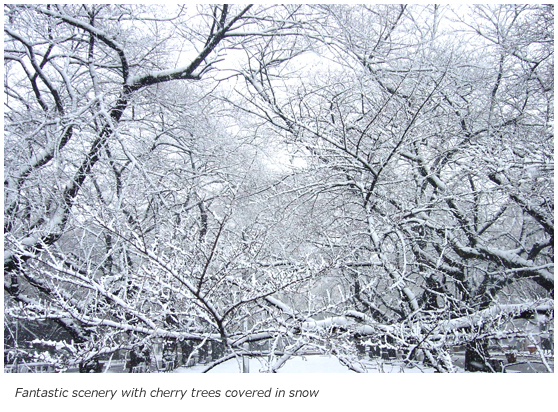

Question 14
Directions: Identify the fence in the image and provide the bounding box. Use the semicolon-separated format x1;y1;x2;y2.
4;362;55;373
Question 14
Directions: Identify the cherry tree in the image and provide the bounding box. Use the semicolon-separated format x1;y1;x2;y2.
4;4;553;373
4;3;317;371
231;4;553;372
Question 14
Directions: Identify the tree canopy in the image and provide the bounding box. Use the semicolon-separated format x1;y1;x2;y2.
4;4;553;373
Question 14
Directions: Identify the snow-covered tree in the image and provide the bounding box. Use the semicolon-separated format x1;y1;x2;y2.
4;3;317;371
232;4;554;372
4;4;553;373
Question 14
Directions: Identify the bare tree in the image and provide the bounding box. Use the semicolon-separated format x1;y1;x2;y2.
4;4;316;371
232;4;553;372
4;4;553;373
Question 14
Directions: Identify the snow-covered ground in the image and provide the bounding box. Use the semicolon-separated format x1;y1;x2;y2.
174;355;438;373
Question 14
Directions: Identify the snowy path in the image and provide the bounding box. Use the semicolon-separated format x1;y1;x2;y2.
174;355;438;373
